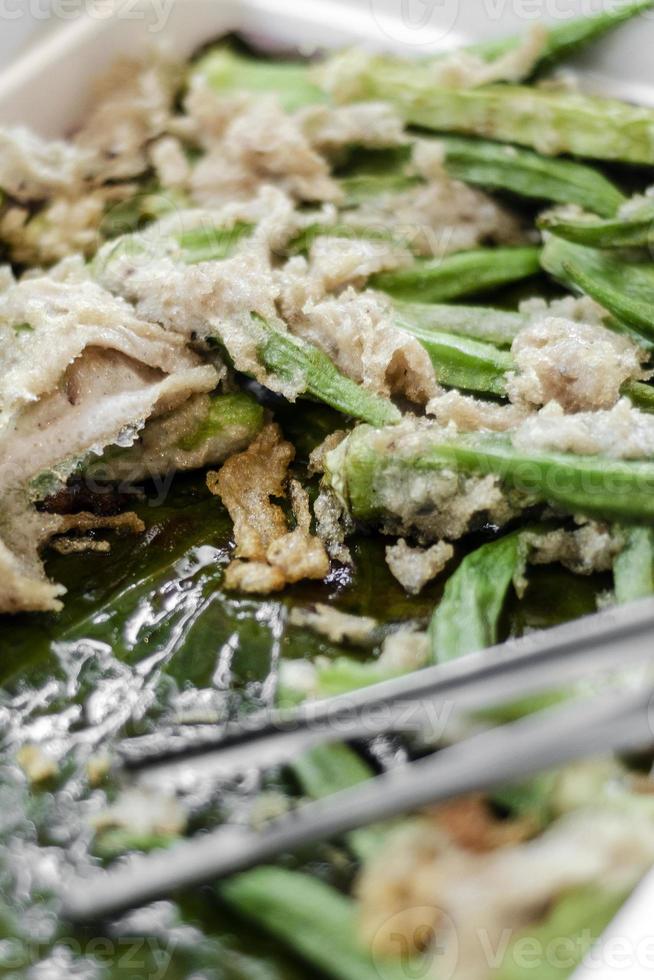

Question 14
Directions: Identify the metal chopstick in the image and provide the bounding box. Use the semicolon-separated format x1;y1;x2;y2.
61;680;654;924
126;597;654;788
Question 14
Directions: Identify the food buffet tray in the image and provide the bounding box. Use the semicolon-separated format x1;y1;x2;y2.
1;1;653;975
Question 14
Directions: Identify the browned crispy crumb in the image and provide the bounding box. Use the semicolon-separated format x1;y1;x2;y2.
356;801;654;976
17;743;58;784
429;794;535;853
207;423;329;593
267;478;330;583
56;511;146;537
288;478;312;532
50;536;111;555
207;423;293;561
223;559;286;594
48;511;145;556
266;528;330;584
627;773;654;795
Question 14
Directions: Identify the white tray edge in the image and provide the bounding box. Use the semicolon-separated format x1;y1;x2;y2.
0;2;652;975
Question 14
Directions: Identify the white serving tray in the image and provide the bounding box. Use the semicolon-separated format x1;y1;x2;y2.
0;0;653;975
1;0;654;134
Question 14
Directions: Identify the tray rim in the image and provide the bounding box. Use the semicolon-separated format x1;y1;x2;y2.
1;0;653;975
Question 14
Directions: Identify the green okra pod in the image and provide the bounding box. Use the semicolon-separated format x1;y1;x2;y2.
177;221;255;263
155;223;647;404
176;392;263;452
539;200;654;248
621;380;654;411
429;531;524;663
286;655;412;699
221;869;412;980
192;46;325;111
90;391;265;484
370;246;541;302
287;232;541;301
395;324;514;396
292;744;385;861
293;743;373;800
196;3;653;115
339;136;624;216
430;517;654;669
329;71;654;165
541;235;654;339
252;315;401;426
604;318;654;352
31;392;264;500
437;136;626;217
391;300;527;347
287;221;400;256
394;308;654;406
469;0;654;75
613;526;654;603
94;221;255;272
338;171;420;207
324;423;654;527
97;232;401;428
335;148;418;206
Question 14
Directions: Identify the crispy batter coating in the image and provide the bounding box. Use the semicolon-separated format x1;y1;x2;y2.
208;424;293;561
357;800;654;978
55;511;146;537
0;265;215;616
345;165;527;259
223;560;286;594
508;316;647;413
429;795;535;854
49;511;146;556
277;243;439;405
298;101;406;155
513;397;654;458
427;390;528;433
522;521;623;579
266;528;330;584
76;50;182;183
0;507;66;614
207;424;329;593
313;488;353;564
289;603;377;646
377;628;429;673
385;538;453;595
184;82;339;206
